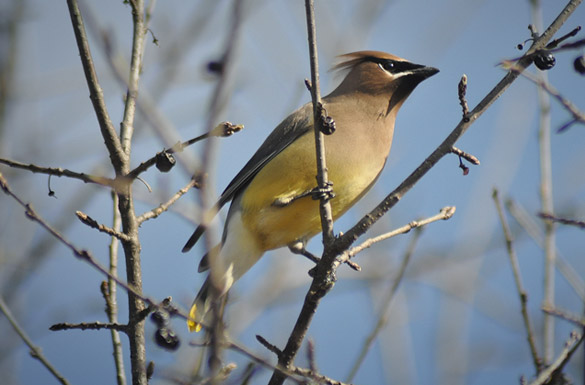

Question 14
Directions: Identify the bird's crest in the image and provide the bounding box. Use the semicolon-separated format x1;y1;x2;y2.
331;50;406;73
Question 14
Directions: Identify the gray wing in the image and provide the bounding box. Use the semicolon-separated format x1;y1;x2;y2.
182;103;313;253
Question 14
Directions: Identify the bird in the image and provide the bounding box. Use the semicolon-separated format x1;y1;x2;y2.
183;50;439;332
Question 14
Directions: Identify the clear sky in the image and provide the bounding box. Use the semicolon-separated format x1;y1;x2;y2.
1;0;585;384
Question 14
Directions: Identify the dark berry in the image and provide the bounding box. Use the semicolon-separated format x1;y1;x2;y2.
154;327;180;351
155;151;176;172
574;56;585;75
534;54;556;70
150;310;168;327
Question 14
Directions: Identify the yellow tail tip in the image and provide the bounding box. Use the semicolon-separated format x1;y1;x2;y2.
187;303;202;333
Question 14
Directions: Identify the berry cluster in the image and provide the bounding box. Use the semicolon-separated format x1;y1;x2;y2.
150;298;181;351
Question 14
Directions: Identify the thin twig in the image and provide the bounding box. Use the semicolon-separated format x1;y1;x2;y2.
337;206;455;265
65;0;125;170
528;331;583;385
529;2;556;365
291;365;354;385
227;340;305;384
346;227;423;382
267;2;335;383
107;192;126;385
0;158;115;187
197;363;238;385
136;179;198;224
538;212;585;229
119;0;147;156
542;305;585;327
76;210;131;241
198;0;245;378
49;321;127;332
256;335;283;358
127;122;243;179
493;189;543;372
506;199;585;301
0;296;71;385
305;0;334;246
449;146;480;165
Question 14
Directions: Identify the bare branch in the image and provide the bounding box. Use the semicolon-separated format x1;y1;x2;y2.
449;146;480;165
528;331;583;385
346;227;423;382
528;4;557;364
0;158;115;187
506;199;585;300
119;0;147;156
0;295;71;385
256;334;283;358
539;212;585;229
337;206;455;265
49;321;127;333
127;122;243;179
493;189;543;372
542;305;585;327
65;0;125;170
291;365;354;385
136;179;199;224
267;2;336;383
76;210;131;242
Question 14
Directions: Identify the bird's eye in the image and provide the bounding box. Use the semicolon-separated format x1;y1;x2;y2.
378;61;395;73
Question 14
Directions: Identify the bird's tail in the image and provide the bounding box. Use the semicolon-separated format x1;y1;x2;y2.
187;278;211;332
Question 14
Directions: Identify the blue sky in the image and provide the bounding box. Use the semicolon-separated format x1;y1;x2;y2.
1;0;585;384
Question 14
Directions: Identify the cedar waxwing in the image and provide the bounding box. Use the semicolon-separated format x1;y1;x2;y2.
183;51;439;332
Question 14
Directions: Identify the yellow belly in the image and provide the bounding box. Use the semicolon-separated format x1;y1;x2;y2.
240;131;385;251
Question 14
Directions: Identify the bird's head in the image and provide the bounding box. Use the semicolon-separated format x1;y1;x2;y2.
330;50;439;114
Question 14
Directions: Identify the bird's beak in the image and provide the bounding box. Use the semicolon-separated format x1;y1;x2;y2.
410;65;440;80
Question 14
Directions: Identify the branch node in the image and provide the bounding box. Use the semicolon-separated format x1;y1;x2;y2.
310;181;335;201
317;102;335;135
450;146;480;175
256;335;282;359
210;121;244;138
458;74;470;121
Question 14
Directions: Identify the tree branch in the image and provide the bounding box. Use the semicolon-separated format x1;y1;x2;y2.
267;1;336;382
0;158;115;187
527;331;583;385
346;227;424;382
76;210;131;242
49;321;127;333
337;206;455;265
493;189;543;373
65;0;126;171
0;295;71;385
120;0;147;156
136;179;199;224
